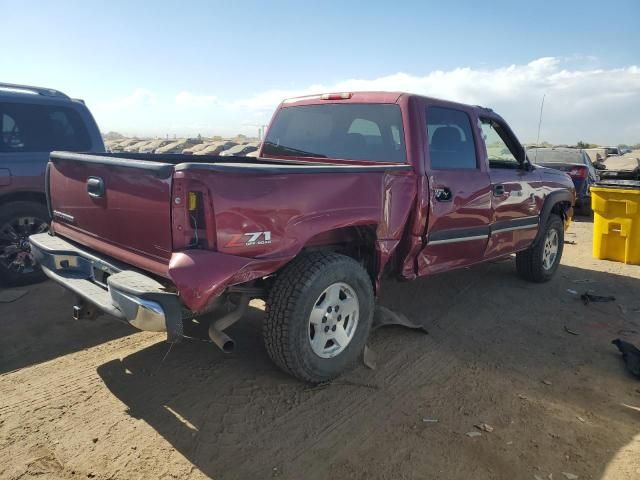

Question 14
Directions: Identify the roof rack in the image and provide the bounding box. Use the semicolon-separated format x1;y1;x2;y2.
0;82;70;99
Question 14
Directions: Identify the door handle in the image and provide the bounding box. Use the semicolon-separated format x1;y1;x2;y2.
87;176;105;198
493;184;505;196
434;187;452;202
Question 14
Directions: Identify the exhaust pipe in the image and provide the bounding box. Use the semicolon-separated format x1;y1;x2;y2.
208;329;235;353
208;295;249;353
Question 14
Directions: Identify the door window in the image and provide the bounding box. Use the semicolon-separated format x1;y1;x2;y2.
479;118;519;169
426;107;477;169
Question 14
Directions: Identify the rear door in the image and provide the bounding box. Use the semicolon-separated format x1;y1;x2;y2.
417;104;492;275
479;118;541;257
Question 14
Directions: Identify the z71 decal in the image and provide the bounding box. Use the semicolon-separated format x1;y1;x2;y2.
225;231;272;247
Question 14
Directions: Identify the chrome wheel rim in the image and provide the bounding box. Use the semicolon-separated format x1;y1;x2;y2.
542;228;559;270
0;216;48;274
308;282;359;359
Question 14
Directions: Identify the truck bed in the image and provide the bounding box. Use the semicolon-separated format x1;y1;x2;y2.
45;151;416;312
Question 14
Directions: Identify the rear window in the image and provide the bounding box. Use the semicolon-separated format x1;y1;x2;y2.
527;149;582;164
262;104;406;162
0;102;92;153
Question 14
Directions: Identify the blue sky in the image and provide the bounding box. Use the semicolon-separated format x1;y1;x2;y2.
2;0;639;143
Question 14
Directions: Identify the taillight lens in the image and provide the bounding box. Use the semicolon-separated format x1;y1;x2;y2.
171;174;215;250
568;166;588;179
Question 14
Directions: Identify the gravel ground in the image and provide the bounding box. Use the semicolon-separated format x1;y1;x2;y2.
1;220;639;480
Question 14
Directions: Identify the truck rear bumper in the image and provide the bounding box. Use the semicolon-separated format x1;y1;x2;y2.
29;233;183;341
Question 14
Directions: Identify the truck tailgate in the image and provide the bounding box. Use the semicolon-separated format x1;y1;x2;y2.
48;152;174;266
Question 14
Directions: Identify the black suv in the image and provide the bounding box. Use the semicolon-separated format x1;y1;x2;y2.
0;83;104;286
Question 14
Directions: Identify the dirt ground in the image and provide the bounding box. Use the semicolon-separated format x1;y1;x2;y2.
1;220;640;480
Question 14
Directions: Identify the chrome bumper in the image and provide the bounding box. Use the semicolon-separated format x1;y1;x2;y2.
29;233;183;341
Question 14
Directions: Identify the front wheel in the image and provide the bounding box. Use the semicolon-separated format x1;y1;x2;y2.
515;214;564;283
263;252;374;383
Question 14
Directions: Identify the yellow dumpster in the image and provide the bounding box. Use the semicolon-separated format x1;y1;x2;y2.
591;182;640;265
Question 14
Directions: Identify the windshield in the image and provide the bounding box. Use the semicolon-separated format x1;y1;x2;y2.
262;104;406;162
527;149;582;164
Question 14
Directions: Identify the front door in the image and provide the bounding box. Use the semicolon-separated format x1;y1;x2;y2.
417;104;492;275
479;117;542;258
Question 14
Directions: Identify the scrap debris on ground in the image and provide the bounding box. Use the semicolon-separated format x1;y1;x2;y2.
612;339;640;378
0;289;28;303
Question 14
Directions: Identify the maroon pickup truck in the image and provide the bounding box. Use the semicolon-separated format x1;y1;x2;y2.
30;92;574;383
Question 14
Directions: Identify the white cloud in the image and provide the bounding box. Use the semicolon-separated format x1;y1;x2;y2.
90;58;640;144
231;57;640;144
96;88;157;112
175;91;218;107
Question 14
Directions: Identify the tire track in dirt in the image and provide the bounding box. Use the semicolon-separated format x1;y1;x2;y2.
228;275;487;479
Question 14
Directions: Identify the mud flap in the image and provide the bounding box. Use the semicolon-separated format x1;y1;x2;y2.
363;305;428;370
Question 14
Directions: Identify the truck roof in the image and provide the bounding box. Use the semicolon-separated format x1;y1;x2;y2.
280;91;495;115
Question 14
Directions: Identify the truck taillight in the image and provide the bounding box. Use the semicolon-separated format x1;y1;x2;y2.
568;166;587;179
321;92;352;100
172;176;216;250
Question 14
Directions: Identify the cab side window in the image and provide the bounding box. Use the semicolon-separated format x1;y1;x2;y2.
479;118;519;169
426;106;477;170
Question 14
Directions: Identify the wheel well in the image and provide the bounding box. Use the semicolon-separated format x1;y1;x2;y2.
299;225;378;284
551;200;572;221
0;191;46;209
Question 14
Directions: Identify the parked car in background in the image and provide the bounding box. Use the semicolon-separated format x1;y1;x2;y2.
219;142;259;157
182;142;213;155
31;91;575;382
194;141;237;156
139;139;172;154
155;138;202;154
605;146;621;157
104;139;126;151
0;82;104;285
527;147;596;215
124;139;153;153
110;138;141;152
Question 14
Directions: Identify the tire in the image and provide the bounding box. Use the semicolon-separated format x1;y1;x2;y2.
0;201;50;287
576;199;593;217
264;252;374;383
515;213;564;283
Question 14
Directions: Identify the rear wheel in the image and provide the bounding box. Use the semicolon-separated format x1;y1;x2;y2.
263;252;374;383
515;214;564;283
0;201;49;286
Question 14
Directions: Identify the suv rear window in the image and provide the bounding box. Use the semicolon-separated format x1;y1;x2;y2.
262;104;406;162
0;102;91;153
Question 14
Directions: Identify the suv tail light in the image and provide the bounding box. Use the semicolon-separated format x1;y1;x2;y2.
172;174;216;250
568;166;588;179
